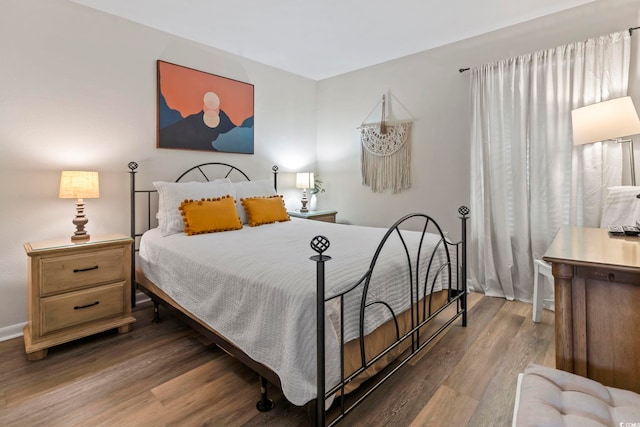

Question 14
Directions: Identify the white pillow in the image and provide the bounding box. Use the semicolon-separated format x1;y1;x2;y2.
232;179;277;224
154;180;236;236
600;186;640;227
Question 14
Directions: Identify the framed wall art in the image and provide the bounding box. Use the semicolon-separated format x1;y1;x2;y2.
156;60;254;154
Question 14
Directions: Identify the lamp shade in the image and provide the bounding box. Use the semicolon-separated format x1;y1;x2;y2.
59;171;100;199
296;172;314;189
571;96;640;145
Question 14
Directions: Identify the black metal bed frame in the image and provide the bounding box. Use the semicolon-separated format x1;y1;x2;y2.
128;161;468;426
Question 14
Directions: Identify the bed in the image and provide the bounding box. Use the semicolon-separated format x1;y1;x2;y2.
128;161;469;425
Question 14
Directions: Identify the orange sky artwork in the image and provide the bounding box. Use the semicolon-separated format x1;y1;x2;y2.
158;61;253;127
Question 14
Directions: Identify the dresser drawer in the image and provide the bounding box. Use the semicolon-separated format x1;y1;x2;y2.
41;282;126;334
40;248;126;295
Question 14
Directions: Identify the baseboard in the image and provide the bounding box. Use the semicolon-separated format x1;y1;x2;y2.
0;293;150;343
0;322;26;343
135;291;151;306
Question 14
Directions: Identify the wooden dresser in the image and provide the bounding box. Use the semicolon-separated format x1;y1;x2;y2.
24;234;135;360
543;227;640;392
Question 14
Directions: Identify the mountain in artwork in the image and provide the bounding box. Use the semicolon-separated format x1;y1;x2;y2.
158;93;183;129
158;93;253;153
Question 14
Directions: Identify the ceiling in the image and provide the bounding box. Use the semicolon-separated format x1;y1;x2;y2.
70;0;594;80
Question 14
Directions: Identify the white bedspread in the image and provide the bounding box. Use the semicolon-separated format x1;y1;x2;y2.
138;218;452;405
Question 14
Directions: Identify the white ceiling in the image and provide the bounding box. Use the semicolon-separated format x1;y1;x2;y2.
70;0;594;80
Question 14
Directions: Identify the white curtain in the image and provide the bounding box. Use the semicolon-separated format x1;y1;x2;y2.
469;31;631;301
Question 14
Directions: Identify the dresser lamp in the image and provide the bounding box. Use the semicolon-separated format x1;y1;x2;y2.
296;172;314;213
571;96;640;185
59;170;100;242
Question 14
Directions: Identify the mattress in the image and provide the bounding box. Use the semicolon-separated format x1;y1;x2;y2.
138;217;453;406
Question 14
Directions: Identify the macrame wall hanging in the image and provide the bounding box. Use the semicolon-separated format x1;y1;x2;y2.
359;94;413;193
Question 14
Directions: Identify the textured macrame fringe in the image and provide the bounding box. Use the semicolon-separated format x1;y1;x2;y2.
360;122;412;193
361;137;411;193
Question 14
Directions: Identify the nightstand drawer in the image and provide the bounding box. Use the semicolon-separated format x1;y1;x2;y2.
308;213;336;222
288;210;337;223
40;248;126;295
41;282;126;334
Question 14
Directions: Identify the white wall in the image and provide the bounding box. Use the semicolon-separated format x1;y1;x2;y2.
0;0;317;335
316;54;471;238
316;0;640;239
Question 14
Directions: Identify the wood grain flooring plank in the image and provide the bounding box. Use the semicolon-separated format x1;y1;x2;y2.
441;304;524;402
408;291;484;367
150;360;259;426
0;305;195;407
468;301;554;426
0;341;218;426
0;295;555;427
79;391;167;427
409;384;478;427
333;294;506;426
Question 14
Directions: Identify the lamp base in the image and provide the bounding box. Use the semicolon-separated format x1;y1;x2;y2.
71;233;90;242
71;199;90;242
300;189;309;213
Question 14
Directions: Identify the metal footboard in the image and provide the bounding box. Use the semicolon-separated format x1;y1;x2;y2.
311;207;469;426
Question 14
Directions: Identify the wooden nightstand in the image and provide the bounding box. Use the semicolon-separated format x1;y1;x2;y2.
23;233;135;360
288;210;337;223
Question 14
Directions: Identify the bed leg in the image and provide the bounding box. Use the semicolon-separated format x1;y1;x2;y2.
152;300;161;323
256;376;274;412
462;290;467;327
458;205;469;328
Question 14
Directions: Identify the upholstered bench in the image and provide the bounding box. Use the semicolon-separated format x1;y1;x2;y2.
513;364;640;426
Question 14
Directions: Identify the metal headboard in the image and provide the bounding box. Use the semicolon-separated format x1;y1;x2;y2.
127;161;279;307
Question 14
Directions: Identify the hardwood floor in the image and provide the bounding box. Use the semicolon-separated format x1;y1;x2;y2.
0;293;555;426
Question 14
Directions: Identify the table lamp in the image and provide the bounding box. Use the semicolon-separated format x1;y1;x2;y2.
59;171;100;242
296;172;314;213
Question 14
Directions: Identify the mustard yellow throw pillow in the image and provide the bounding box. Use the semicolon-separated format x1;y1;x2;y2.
179;196;242;235
241;195;290;227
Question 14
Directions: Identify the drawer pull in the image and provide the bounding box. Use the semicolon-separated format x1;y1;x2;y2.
74;301;100;310
73;265;99;273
